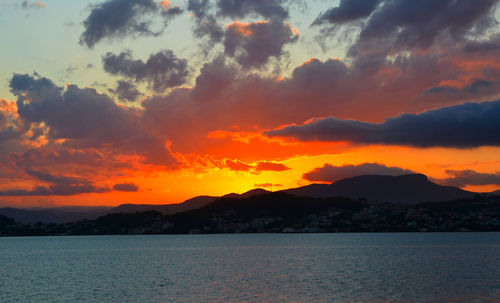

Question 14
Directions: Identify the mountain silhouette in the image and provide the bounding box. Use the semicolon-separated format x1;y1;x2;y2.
0;174;478;224
0;206;113;224
0;196;217;224
489;189;500;196
108;195;217;215
283;174;474;203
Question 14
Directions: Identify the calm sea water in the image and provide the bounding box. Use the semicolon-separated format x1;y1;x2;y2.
0;233;499;303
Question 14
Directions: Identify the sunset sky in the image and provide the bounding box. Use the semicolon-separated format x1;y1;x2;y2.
1;0;500;207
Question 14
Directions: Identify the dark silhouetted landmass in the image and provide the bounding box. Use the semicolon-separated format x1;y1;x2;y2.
0;207;112;225
0;195;217;224
0;189;271;224
108;195;217;215
489;190;500;196
283;174;474;203
1;193;499;236
0;215;15;229
0;174;495;230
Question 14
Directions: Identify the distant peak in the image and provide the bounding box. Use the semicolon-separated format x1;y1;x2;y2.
334;173;429;184
240;188;271;198
399;173;429;181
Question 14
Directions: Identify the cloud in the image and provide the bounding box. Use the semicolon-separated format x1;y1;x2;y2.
113;183;139;192
312;0;381;25
79;0;182;48
187;0;224;45
21;0;45;9
265;99;500;148
0;99;26;145
217;0;289;20
186;0;296;65
303;163;413;183
432;170;500;188
463;35;500;56
7;148;107;169
110;80;141;102
255;161;290;172
102;50;189;92
421;79;500;104
359;0;497;50
223;20;298;68
0;170;109;196
9;73;177;166
225;159;252;171
224;159;289;173
313;0;500;74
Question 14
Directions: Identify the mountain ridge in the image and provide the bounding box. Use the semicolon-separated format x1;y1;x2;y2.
283;174;475;203
0;174;480;223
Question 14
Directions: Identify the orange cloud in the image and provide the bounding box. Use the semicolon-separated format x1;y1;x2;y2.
160;0;171;9
225;159;252;171
256;161;290;172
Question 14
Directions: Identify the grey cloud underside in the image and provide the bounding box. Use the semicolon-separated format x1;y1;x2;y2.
303;163;413;183
113;183;139;192
187;0;295;67
110;80;141;102
0;170;140;196
0;170;109;196
187;0;224;44
423;79;500;103
356;0;498;50
265;100;500;148
313;0;381;25
102;50;189;92
223;20;298;68
9;73;177;166
313;0;500;70
217;0;289;20
79;0;182;48
432;170;500;188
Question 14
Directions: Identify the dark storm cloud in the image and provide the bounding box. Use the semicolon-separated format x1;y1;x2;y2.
0;170;109;196
433;170;500;188
79;0;182;48
217;0;289;20
223;20;298;68
102;50;189;92
110;80;141;102
312;0;381;25
113;183;139;192
265;100;500;148
9;73;177;166
303;163;413;183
